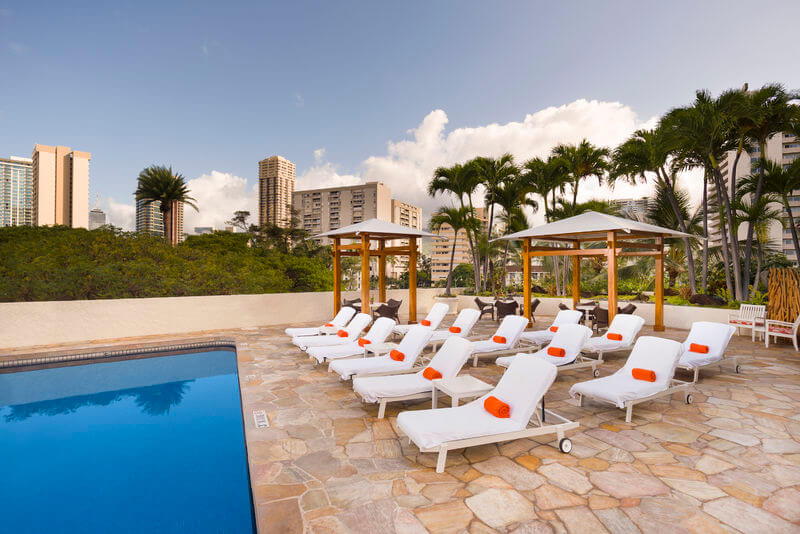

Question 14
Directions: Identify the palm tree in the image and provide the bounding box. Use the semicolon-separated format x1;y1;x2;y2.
473;154;518;290
519;156;569;220
428;206;479;297
552;139;610;207
734;184;782;292
737;84;799;298
609;127;701;294
135;165;198;244
744;159;800;261
428;162;482;288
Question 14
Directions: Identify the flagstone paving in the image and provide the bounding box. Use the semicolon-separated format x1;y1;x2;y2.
5;315;800;533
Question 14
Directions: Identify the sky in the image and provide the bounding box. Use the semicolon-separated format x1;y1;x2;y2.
1;1;799;231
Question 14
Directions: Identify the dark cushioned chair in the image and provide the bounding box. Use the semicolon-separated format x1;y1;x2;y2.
495;300;519;321
592;306;609;332
475;297;495;321
618;303;637;315
519;298;541;322
374;299;401;321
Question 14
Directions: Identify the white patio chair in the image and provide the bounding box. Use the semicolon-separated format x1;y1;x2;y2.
496;323;597;376
728;304;766;342
569;336;692;423
518;310;582;348
328;325;434;380
393;302;449;337
470;315;530;367
397;356;578;473
307;317;396;364
353;337;472;418
580;314;645;361
677;322;738;382
284;306;356;338
765;314;800;352
292;313;371;350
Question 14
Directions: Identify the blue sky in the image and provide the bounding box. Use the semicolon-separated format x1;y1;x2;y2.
1;1;799;229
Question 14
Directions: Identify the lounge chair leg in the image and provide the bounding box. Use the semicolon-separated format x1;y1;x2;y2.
693;368;699;383
473;354;478;367
625;405;633;423
436;447;448;473
378;401;386;419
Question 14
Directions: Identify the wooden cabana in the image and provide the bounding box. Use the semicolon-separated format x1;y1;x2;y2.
314;219;439;323
495;211;695;331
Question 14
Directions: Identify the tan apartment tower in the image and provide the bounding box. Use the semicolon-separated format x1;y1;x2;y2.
431;207;488;282
0;156;34;227
31;145;91;228
258;155;296;228
136;199;185;244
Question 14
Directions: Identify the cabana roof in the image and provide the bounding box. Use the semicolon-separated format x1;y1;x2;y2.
494;211;695;242
314;218;438;240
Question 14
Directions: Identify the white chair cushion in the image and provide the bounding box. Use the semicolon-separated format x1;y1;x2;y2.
471;315;528;354
498;324;591;367
329;325;434;379
583;314;644;352
678;322;736;368
518;309;582;346
285;306;355;337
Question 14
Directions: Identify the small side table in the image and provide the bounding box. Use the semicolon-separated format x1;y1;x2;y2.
365;342;398;356
319;326;339;335
432;375;493;408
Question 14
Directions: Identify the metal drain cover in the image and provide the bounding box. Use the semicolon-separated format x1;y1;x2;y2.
253;410;269;428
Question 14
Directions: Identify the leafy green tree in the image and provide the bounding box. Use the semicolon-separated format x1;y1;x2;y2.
552;139;610;207
429;206;480;296
134;165;198;244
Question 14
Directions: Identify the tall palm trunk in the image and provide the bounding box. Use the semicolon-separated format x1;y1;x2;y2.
701;173;709;292
715;186;734;297
742;143;768;300
463;196;481;292
445;235;457;297
485;201;496;293
161;205;172;244
554;256;561;295
783;195;800;260
658;170;697;294
711;165;743;300
754;238;763;293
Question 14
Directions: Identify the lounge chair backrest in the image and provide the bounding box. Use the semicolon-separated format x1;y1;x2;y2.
552;309;582;327
450;308;480;336
493;315;529;346
682;322;735;360
395;325;435;365
605;314;645;344
344;313;372;337
619;336;682;389
423;303;450;330
489;355;558;426
331;306;357;327
546;323;592;359
420;337;472;378
363;317;396;344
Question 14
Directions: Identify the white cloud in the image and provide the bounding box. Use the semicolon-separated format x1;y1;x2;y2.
297;161;361;191
313;147;326;163
107;198;135;230
298;99;688;224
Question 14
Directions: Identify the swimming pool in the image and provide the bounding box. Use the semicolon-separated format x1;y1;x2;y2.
0;349;256;533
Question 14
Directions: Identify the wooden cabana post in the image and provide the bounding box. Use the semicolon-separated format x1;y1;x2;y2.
315;219;438;325
495;211;694;333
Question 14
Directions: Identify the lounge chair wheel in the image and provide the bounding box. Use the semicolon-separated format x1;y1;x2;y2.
735;364;741;374
593;369;600;378
558;438;572;454
685;393;693;405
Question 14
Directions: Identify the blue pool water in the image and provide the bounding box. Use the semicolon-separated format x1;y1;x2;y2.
0;350;255;534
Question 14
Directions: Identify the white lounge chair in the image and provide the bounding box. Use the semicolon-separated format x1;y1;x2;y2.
353;337;473;418
496;323;597;375
569;336;692;423
328;325;434;380
397;356;578;473
518;309;583;347
765;314;800;352
393;302;449;337
581;314;645;360
676;322;738;382
728;303;766;341
292;313;372;350
426;308;481;351
284;306;356;338
307;317;396;364
470;315;529;367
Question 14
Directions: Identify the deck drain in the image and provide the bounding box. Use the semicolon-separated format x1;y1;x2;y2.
253;410;270;428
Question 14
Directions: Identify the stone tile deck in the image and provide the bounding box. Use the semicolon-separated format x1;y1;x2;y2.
4;316;800;533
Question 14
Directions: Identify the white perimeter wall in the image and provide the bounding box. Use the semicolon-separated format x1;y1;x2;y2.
0;291;732;351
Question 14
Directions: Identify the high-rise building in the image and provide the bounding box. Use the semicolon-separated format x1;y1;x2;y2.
31;145;90;228
88;208;106;229
713;132;800;263
0;156;33;227
136;199;184;243
431;207;489;282
258;155;295;228
613;198;650;220
292;181;393;238
388;198;423;277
